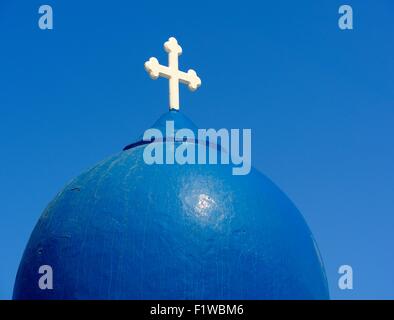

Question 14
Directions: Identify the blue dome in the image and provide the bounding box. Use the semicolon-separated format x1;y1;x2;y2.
13;111;329;299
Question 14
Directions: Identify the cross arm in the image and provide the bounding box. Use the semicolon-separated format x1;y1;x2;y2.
144;57;172;80
178;69;201;91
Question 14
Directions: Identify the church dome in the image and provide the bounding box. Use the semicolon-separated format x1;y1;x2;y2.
13;110;329;299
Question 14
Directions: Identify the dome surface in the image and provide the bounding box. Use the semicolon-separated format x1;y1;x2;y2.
13;111;329;299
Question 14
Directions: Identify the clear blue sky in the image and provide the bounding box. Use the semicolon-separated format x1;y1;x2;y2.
1;1;393;299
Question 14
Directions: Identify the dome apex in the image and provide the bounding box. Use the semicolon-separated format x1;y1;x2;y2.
123;110;198;151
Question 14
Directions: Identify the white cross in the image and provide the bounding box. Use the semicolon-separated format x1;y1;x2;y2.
144;37;201;110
